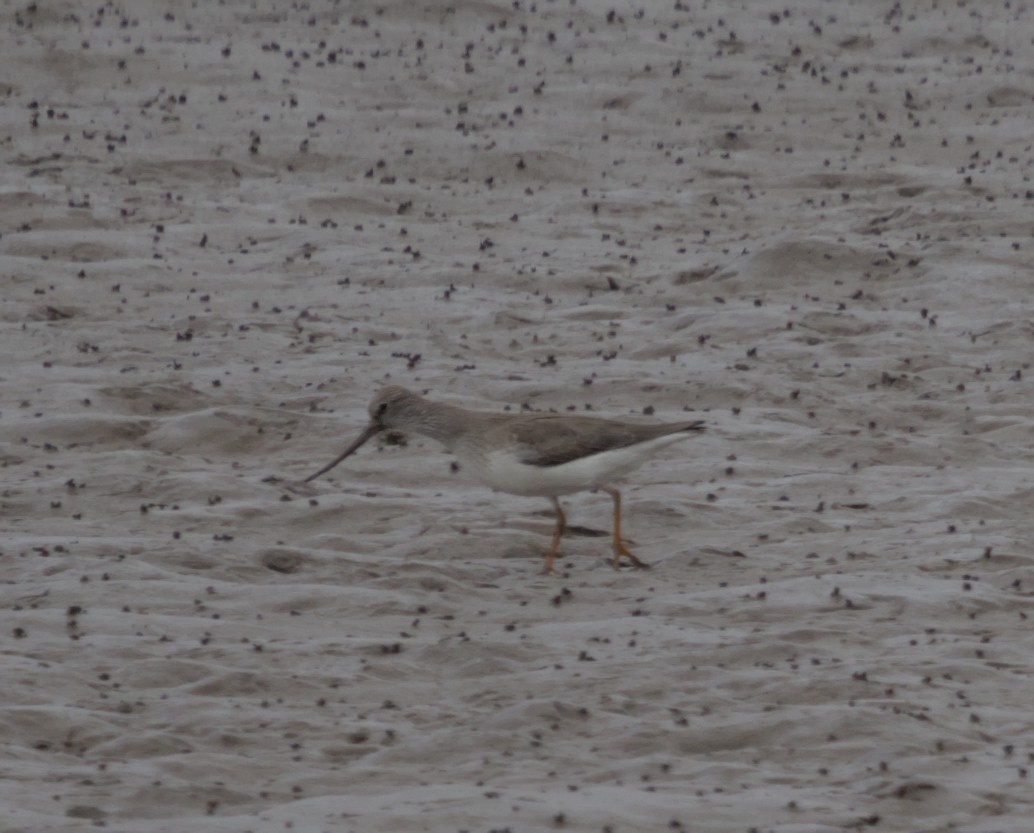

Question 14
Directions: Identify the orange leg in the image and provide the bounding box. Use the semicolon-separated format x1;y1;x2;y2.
602;487;649;570
541;497;566;575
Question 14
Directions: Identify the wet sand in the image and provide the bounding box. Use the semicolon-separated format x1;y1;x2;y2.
3;1;1034;831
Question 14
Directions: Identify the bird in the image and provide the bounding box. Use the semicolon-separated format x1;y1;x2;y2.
304;386;706;574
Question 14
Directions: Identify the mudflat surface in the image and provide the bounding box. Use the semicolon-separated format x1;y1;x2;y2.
3;2;1033;831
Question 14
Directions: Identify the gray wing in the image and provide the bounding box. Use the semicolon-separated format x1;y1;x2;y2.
501;415;705;468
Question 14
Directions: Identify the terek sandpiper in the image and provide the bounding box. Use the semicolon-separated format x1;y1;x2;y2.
305;386;705;574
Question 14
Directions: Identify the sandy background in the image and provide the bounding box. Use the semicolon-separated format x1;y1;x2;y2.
3;1;1034;831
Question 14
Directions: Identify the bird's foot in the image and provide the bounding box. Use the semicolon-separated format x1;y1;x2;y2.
614;542;650;570
541;549;563;575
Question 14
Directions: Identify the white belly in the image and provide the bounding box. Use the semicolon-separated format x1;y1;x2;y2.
466;433;695;497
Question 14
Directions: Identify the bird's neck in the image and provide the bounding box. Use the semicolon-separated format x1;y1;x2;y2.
401;401;495;450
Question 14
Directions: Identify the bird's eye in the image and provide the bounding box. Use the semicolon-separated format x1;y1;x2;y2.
378;402;388;415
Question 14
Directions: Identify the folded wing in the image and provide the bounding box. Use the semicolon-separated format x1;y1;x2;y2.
504;416;705;468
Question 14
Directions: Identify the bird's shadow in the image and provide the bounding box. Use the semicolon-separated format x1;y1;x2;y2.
564;524;609;539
